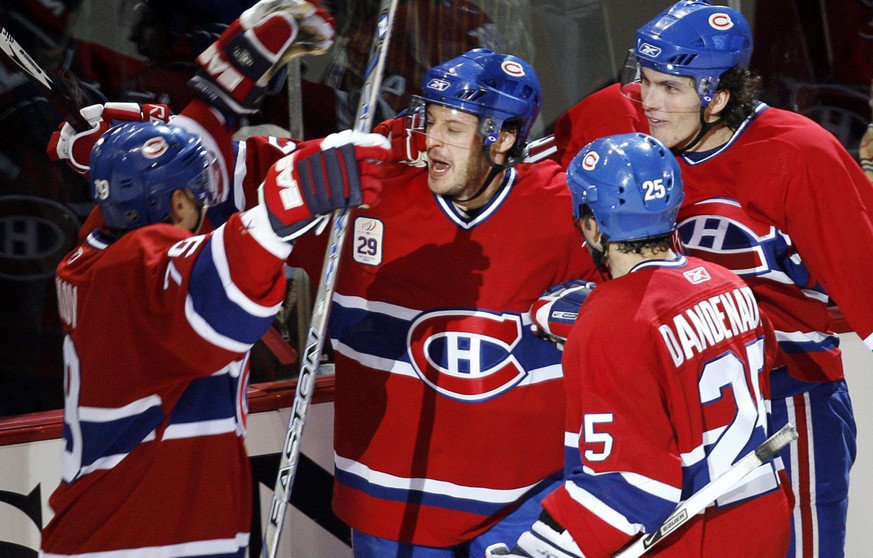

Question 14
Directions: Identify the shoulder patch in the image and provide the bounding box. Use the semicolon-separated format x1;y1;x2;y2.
352;216;384;266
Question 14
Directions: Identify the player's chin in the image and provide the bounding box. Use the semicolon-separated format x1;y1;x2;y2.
426;174;456;196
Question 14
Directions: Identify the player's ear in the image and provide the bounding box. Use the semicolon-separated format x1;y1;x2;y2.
707;89;731;119
582;215;603;249
169;188;196;226
496;128;517;154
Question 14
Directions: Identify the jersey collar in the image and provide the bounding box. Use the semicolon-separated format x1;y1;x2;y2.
680;101;768;165
435;167;518;229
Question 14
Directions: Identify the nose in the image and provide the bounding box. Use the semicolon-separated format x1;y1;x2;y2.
424;130;443;149
640;86;660;111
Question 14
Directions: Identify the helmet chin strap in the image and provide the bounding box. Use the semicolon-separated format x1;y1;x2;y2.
675;106;722;153
452;144;520;204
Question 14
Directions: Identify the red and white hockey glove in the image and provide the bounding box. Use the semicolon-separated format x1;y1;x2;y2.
373;116;428;167
47;102;171;174
260;130;390;241
530;279;596;350
189;0;336;116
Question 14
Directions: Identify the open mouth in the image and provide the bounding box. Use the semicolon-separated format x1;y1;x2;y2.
428;156;451;177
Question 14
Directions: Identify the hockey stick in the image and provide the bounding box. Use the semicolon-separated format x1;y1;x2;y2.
260;1;400;556
0;26;91;131
613;422;798;558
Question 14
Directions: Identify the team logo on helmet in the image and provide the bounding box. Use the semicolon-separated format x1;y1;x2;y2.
426;78;451;91
708;12;734;30
638;42;662;58
582;151;600;171
500;60;525;77
142;136;169;159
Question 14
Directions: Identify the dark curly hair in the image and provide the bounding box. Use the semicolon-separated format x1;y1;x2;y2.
578;205;675;254
715;67;763;130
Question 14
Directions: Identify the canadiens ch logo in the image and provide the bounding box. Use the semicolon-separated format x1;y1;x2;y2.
677;199;797;282
501;60;525;77
708;13;734;30
407;310;527;401
142;136;169;159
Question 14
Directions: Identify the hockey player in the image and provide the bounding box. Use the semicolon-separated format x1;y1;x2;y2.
287;48;598;557
488;132;792;558
549;2;873;556
49;45;597;557
38;1;394;556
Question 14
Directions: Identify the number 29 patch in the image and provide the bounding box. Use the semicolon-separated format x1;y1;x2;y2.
353;216;384;266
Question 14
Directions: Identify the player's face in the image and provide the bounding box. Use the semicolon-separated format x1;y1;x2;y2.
638;67;703;149
423;105;492;198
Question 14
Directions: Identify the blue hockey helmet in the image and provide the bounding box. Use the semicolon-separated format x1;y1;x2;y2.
90;121;219;230
410;48;542;159
567;133;684;242
633;0;753;105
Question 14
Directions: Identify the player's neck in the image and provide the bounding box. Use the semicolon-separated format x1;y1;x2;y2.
453;169;507;212
687;122;733;153
608;246;676;278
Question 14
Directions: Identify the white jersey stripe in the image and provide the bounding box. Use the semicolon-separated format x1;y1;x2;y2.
332;340;561;385
563;481;643;536
210;224;284;316
78;395;162;422
185;296;251;353
335;454;538;504
39;532;250;558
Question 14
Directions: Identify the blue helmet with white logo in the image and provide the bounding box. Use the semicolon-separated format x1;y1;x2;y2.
634;0;753;104
90;121;218;230
567;133;684;242
412;48;542;159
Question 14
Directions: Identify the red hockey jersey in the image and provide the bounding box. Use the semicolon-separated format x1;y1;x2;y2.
41;210;291;557
553;85;873;384
288;160;597;546
543;255;791;558
129;105;599;547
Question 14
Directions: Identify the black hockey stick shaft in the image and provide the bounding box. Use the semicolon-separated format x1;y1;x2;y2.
0;26;91;131
614;422;798;558
261;1;400;556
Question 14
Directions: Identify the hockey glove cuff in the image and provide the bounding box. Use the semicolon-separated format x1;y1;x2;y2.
374;116;427;167
48;102;171;174
189;0;335;116
259;130;390;242
530;279;596;350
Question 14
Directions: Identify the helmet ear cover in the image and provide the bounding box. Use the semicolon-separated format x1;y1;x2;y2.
90;121;219;231
631;0;752;105
411;48;542;161
567;133;684;243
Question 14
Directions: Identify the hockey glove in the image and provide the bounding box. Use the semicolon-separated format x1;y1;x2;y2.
259;129;390;241
373;116;428;167
189;0;336;116
486;514;586;558
47;102;171;174
530;279;596;350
